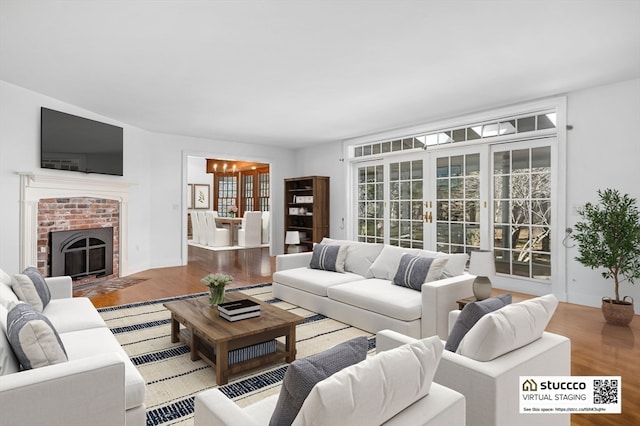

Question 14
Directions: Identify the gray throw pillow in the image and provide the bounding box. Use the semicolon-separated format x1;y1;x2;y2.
309;244;347;273
393;254;434;291
6;302;68;369
445;293;512;352
11;267;51;312
269;336;368;426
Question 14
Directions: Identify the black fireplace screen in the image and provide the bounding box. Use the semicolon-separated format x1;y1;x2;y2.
50;227;114;278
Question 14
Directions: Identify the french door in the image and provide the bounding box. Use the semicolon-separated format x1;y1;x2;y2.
356;148;487;252
429;148;489;255
354;138;554;282
355;155;429;248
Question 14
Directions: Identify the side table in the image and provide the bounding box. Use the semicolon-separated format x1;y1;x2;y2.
455;296;477;310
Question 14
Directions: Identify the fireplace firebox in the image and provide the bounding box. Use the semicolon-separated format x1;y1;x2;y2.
50;227;114;279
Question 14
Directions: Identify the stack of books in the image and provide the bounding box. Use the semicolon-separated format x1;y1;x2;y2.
217;299;261;322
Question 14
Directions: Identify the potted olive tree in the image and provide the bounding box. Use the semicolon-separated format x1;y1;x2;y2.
573;189;640;326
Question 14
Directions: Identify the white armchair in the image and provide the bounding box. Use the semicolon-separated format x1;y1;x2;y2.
205;211;230;247
377;296;571;426
238;211;262;247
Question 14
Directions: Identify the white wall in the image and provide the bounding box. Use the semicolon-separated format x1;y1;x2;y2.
565;78;640;313
187;156;211;205
293;140;348;240
0;81;296;276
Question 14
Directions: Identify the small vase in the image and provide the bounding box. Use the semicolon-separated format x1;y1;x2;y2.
209;286;226;306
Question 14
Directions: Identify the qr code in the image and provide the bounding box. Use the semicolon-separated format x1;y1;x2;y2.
594;379;619;404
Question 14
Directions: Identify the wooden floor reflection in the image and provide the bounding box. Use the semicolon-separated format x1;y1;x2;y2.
90;246;274;308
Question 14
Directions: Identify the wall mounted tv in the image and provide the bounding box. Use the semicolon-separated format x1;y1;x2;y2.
41;107;124;176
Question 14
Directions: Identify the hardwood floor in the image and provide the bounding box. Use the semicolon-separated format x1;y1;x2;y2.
89;246;639;426
90;246;275;307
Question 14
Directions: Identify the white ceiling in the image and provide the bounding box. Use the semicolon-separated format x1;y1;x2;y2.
1;1;639;148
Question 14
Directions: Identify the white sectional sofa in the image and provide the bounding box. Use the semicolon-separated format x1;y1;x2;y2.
0;268;145;426
195;335;465;426
273;238;476;339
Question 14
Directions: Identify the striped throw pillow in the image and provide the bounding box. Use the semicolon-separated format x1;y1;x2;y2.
393;254;436;291
309;244;347;273
6;302;68;369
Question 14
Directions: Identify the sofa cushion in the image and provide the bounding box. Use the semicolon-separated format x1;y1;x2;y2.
43;297;108;333
309;244;347;273
273;267;364;297
0;268;11;286
270;336;368;426
327;279;422;322
0;303;20;374
6;302;68;369
294;335;443;426
368;245;424;281
445;293;512;352
437;252;469;278
0;281;19;309
457;294;558;361
11;267;51;312
59;327;146;409
321;238;384;278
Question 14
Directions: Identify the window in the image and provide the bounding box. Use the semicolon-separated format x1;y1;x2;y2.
242;174;254;212
435;153;481;255
356;164;384;243
493;146;551;280
352;112;557;158
258;171;270;211
217;176;237;217
389;160;423;248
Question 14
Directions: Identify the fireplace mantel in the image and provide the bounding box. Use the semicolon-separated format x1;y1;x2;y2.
18;172;133;275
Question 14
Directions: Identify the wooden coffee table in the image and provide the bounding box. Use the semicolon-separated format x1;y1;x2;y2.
164;291;304;385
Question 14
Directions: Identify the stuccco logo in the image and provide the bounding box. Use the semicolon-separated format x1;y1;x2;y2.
541;381;586;390
522;378;587;391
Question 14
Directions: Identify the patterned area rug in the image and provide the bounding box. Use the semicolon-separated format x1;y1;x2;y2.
73;276;147;298
98;284;375;426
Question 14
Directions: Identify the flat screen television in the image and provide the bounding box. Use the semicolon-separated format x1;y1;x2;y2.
41;107;124;176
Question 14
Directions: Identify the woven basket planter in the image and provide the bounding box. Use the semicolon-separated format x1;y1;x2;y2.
601;296;635;326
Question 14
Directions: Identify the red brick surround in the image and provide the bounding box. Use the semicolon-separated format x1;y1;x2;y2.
37;197;119;281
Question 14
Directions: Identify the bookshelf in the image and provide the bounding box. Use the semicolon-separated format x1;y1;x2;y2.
284;176;330;252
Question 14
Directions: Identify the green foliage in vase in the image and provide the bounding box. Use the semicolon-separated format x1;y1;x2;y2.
574;189;640;302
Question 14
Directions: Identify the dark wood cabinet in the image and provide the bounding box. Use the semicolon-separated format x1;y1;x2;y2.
284;176;330;252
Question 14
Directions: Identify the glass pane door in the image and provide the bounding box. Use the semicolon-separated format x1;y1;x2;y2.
432;150;485;255
351;137;556;286
356;163;385;243
493;143;552;280
389;159;424;248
